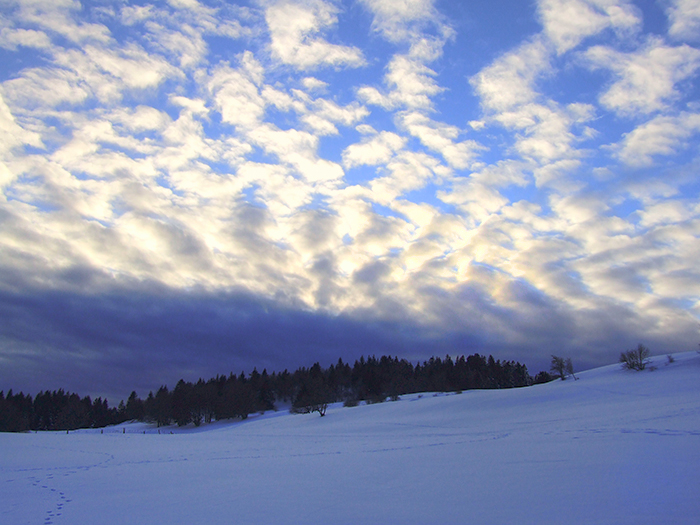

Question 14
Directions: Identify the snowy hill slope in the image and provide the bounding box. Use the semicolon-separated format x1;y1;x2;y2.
2;352;699;524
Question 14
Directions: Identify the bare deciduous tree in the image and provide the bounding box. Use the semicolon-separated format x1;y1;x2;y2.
620;344;651;371
550;355;566;380
565;357;577;380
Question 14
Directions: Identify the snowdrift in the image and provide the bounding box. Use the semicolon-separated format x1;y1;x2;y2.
2;352;699;524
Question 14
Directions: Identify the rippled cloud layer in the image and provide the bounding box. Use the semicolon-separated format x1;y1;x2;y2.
1;0;698;399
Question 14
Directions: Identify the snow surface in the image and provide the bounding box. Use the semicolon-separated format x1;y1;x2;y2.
2;352;699;524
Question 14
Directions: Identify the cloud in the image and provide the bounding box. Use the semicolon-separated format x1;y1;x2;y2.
235;161;316;216
5;40;179;108
5;0;111;44
6;283;638;400
667;0;700;42
264;0;364;70
358;53;444;111
615;112;700;166
247;124;344;185
120;0;248;68
146;22;208;69
355;0;452;114
1;0;699;399
503;103;595;168
0;286;425;398
468;3;626;203
2;67;90;109
360;0;450;43
637;199;698;228
0;23;51;50
79;44;178;91
471;38;551;113
111;105;173;133
537;0;640;54
565;215;700;313
169;96;208;116
397;112;482;170
208;53;266;129
120;4;155;25
0;92;43;160
342;131;406;168
584;37;700;115
117;213;212;273
449;181;509;225
471;36;595;183
369;150;447;205
299;98;369;136
470;15;700;204
301;76;328;91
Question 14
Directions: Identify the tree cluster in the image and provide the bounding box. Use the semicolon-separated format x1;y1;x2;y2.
550;355;577;381
0;389;121;432
1;353;532;431
620;344;651;371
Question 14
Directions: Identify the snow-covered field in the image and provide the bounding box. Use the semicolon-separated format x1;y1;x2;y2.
2;352;699;524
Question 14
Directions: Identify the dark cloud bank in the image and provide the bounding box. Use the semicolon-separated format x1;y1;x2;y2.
2;279;693;404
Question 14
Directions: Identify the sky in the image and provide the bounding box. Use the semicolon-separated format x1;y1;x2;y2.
1;0;699;401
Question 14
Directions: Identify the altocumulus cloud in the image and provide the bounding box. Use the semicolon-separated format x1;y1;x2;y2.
0;0;699;401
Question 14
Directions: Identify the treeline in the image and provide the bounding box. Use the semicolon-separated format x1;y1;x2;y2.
1;354;535;432
0;390;120;432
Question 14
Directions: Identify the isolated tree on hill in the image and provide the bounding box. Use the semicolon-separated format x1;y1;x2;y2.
620;344;651;371
550;355;577;381
550;355;566;380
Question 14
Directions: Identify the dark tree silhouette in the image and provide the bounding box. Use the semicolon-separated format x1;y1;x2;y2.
291;363;332;416
620;344;651;371
550;355;566;380
125;391;145;421
1;352;534;431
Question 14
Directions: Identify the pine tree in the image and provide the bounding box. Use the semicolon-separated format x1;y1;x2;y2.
125;391;145;421
153;386;172;427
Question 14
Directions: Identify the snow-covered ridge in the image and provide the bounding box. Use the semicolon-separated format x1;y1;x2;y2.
2;352;699;524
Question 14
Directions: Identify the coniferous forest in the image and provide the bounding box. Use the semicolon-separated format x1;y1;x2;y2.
0;354;547;432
